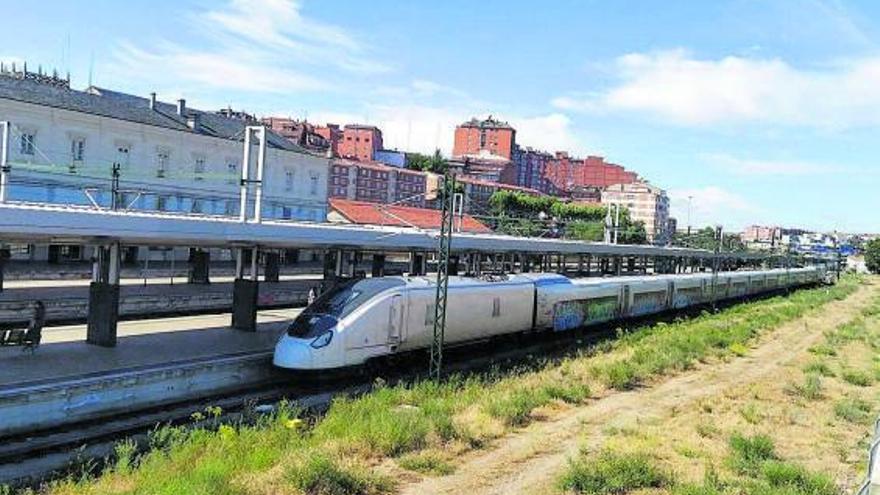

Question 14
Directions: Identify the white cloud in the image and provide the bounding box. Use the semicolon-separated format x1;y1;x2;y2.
701;153;831;176
109;0;387;95
668;186;762;230
553;49;880;129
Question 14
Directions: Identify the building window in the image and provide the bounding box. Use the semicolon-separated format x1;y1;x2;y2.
479;130;486;148
115;143;131;170
191;198;204;214
156;149;170;178
285;168;295;191
19;133;35;155
282;206;292;219
310;173;319;196
70;138;85;162
224;200;236;216
193;156;206;180
226;160;238;184
156;195;168;211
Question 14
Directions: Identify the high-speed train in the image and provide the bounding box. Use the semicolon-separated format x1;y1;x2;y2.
273;266;826;372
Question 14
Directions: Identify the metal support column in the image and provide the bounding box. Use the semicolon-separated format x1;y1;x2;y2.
0;121;9;203
429;174;455;381
232;247;259;331
188;249;210;284
264;251;280;283
87;243;121;347
371;254;386;277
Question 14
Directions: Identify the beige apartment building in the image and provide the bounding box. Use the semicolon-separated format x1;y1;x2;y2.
601;181;670;244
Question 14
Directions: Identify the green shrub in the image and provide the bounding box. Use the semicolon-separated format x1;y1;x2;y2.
728;433;777;475
834;397;872;424
559;451;670;494
841;369;873;387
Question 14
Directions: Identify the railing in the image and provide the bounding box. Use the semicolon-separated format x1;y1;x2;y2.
856;416;880;495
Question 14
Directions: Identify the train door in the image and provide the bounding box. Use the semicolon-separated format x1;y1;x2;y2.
388;294;405;349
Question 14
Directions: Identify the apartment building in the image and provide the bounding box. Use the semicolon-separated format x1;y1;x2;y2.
602;181;670;244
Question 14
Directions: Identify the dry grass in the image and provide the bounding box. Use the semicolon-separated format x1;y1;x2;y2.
559;285;880;494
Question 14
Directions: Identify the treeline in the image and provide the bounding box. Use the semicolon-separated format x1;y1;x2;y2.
487;190;648;244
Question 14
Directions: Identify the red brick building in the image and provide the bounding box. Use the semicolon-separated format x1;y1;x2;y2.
328;159;434;207
314;124;342;157
542;153;638;192
453;116;516;160
336;124;383;161
262;117;332;153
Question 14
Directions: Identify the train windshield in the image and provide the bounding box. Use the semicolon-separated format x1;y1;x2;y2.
287;277;405;338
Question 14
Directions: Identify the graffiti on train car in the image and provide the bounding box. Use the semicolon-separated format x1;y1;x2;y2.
553;297;618;331
631;291;668;315
673;287;702;308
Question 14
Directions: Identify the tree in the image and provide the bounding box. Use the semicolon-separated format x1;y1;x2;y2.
406;149;447;174
866;238;880;274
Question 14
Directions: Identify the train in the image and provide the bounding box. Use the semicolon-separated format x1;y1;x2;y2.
273;266;827;372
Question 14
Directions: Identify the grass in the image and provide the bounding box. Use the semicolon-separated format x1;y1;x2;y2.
833;397;873;424
785;374;824;401
397;451;454;476
558;450;670;494
803;361;834;377
728;433;777;475
840;369;873;387
34;276;861;495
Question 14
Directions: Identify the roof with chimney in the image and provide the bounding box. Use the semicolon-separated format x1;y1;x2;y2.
329;198;492;233
0;70;313;154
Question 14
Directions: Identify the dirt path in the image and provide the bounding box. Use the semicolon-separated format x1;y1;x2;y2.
399;281;878;495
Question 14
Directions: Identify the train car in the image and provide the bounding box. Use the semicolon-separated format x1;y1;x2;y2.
273;267;825;372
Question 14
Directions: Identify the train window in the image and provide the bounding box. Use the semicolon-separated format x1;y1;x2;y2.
492;297;501;317
288;277;405;338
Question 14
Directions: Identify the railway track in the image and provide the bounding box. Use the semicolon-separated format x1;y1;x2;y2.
0;290;794;489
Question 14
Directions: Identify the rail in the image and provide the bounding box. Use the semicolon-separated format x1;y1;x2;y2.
856;416;880;495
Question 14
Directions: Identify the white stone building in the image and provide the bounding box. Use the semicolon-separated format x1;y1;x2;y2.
601;181;670;244
0;69;330;262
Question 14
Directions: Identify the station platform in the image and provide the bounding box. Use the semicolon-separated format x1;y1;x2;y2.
0;279;318;324
0;308;301;390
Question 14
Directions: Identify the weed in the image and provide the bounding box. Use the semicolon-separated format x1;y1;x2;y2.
559;450;670;494
740;403;763;425
834;397;872;424
760;460;838;495
696;422;720;438
728;342;749;357
808;344;837;357
285;452;393;495
113;438;138;474
397;451;454;476
786;375;823;401
803;361;834;377
841;369;873;387
728;433;777;475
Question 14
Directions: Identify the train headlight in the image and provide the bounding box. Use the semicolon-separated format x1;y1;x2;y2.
310;330;334;349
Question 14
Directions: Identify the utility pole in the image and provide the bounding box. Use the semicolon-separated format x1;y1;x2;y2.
712;225;723;310
429;173;456;382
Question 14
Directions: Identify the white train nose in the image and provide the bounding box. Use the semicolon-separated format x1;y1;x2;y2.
273;336;315;369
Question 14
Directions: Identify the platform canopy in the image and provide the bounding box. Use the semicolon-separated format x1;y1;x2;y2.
0;203;760;260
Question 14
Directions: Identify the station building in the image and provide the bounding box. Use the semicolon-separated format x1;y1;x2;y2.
0;67;330;263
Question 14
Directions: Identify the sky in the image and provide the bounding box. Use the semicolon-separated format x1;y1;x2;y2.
2;0;879;233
